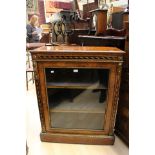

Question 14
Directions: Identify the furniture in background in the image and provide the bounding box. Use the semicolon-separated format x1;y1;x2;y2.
26;60;34;91
115;11;129;145
76;8;126;50
26;43;45;90
40;24;52;33
26;49;34;91
40;24;52;43
26;142;28;155
30;45;125;145
78;34;125;50
112;9;129;30
89;8;108;35
77;26;126;50
111;4;129;30
83;1;98;19
112;11;123;30
51;10;89;44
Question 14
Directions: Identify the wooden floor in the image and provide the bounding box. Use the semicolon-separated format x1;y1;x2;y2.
26;81;129;155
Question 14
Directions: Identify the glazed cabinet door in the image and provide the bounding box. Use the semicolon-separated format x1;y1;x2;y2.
45;68;109;130
37;61;118;137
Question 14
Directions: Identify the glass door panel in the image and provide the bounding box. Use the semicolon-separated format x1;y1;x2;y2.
45;68;109;130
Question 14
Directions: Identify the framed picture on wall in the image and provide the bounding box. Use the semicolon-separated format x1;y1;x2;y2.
26;0;39;14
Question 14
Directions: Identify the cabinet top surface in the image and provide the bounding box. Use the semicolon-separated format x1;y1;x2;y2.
30;45;124;54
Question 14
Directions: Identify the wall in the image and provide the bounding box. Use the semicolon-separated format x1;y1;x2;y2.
38;0;46;24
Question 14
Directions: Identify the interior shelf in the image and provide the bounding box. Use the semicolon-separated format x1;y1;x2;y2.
50;109;105;114
46;81;107;89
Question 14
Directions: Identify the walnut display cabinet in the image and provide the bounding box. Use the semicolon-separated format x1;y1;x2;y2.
30;45;125;145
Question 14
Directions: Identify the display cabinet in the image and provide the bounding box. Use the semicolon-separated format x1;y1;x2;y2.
30;45;124;145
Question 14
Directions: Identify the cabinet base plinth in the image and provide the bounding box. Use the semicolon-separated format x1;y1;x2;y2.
40;132;115;145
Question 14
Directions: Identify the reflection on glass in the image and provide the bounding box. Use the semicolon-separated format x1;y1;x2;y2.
45;68;109;130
